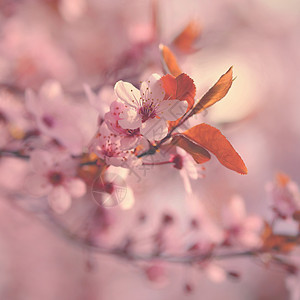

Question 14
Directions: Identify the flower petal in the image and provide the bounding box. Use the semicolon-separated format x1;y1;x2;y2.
140;73;165;105
66;178;86;198
157;100;188;121
140;118;168;141
48;186;72;214
114;81;140;108
25;173;52;196
118;109;142;129
120;136;140;150
30;150;53;173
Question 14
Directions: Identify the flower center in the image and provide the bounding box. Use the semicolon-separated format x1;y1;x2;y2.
139;103;157;122
48;171;64;186
42;115;54;128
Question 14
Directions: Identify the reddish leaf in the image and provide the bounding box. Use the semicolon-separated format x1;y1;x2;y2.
262;223;298;253
172;21;202;53
192;67;233;115
161;73;195;109
159;44;182;77
172;134;211;164
181;123;247;174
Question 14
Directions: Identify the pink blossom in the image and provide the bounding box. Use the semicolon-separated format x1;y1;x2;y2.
89;123;140;168
114;74;188;141
25;150;86;213
84;84;115;123
25;80;98;155
266;173;300;219
144;262;169;287
105;100;142;150
171;148;204;195
222;195;263;248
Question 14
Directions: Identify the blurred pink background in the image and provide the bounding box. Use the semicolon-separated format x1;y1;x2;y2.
1;0;300;299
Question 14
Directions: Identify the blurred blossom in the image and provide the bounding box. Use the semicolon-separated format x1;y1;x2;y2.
266;173;300;219
0;18;76;88
172;148;204;195
222;195;263;248
25;80;98;155
25;149;86;213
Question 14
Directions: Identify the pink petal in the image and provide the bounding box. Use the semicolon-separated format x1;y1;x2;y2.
114;81;140;108
25;173;52;196
48;186;72;214
66;178;86;198
205;264;226;283
140;118;168;141
223;195;246;227
39;80;63;101
30;150;53;173
120;136;140;150
84;84;112;116
157;100;188;121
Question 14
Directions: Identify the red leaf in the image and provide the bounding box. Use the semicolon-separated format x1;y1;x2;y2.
172;134;211;164
181;123;247;174
159;44;182;77
172;21;202;53
192;67;233;115
161;73;195;109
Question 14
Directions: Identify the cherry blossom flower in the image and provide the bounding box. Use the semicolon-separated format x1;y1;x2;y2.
105;100;142;150
25;150;86;213
114;74;188;141
222;195;263;248
25;80;98;155
91;166;135;210
84;84;115;124
89;123;140;168
171;148;204;195
266;173;300;219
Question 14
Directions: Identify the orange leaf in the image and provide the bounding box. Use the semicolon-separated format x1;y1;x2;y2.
181;123;247;174
192;67;233;115
161;73;195;109
172;134;211;164
159;44;182;77
172;21;202;53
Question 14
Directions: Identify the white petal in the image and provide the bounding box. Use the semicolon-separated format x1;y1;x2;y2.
114;81;140;108
66;178;86;198
184;158;198;180
180;170;192;195
140;73;164;104
48;186;72;214
118;109;142;129
40;80;63;100
140;118;168;141
119;186;135;210
205;264;226;283
157;100;188;121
